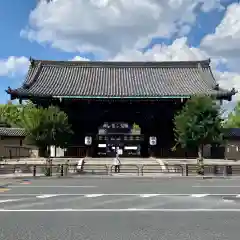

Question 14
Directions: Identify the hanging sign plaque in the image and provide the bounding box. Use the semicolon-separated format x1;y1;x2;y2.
85;136;92;146
149;136;157;146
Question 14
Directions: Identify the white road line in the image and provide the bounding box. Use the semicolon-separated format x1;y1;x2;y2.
10;186;97;188
222;199;235;203
192;186;240;188
85;194;104;198
0;199;21;203
140;194;160;198
191;194;209;198
1;208;240;212
236;195;240;198
0;193;240;196
36;194;58;199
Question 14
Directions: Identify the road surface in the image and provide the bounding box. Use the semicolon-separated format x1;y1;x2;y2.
1;177;240;239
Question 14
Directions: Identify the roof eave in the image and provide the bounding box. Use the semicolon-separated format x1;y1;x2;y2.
6;91;235;101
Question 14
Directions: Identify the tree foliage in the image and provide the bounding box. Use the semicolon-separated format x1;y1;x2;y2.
0;101;35;127
0;102;22;127
0;101;73;155
173;95;223;161
224;101;240;128
20;105;73;152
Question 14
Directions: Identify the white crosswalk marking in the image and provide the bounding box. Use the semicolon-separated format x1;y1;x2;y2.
191;194;209;198
85;194;104;198
36;194;58;199
0;193;240;211
140;194;160;198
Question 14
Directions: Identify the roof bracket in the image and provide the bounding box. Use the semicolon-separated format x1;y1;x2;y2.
7;86;12;93
214;84;219;90
29;57;35;68
231;88;237;94
23;83;30;89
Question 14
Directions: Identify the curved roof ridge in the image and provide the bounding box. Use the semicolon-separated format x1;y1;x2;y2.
197;62;216;88
29;57;211;68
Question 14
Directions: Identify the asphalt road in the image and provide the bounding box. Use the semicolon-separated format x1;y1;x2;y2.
1;177;240;239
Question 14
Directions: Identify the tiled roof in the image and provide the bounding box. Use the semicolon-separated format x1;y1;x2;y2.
0;128;26;137
7;58;236;99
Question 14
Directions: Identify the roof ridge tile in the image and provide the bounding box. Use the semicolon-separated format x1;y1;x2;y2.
30;58;211;68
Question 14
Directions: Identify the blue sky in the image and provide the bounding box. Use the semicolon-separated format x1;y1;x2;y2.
0;0;239;105
0;1;79;102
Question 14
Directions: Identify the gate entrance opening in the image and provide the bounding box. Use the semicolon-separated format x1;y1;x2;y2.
96;122;144;157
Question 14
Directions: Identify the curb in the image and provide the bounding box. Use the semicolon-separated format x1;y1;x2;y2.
0;175;240;180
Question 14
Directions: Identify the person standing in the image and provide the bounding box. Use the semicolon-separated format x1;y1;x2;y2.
76;157;85;173
113;148;121;173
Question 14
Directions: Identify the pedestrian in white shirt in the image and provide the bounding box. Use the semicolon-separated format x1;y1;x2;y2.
77;158;85;173
113;150;121;173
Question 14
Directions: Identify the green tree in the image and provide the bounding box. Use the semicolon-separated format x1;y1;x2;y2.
173;95;223;163
224;101;240;128
0;101;21;127
20;105;73;157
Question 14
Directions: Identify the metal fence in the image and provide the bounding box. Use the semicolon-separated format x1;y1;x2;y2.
110;164;140;175
185;164;239;176
141;164;183;176
0;163;240;177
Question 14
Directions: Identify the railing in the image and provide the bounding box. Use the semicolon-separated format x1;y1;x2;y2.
67;164;109;175
0;163;110;177
110;164;140;175
1;163;240;177
185;164;240;176
141;164;183;176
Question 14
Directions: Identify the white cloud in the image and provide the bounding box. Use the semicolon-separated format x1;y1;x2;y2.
201;3;240;71
72;37;239;102
215;70;240;115
0;56;29;77
112;37;208;61
216;71;240;95
20;0;238;113
21;0;224;57
72;56;90;61
0;55;90;78
199;1;240;113
111;37;240;114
